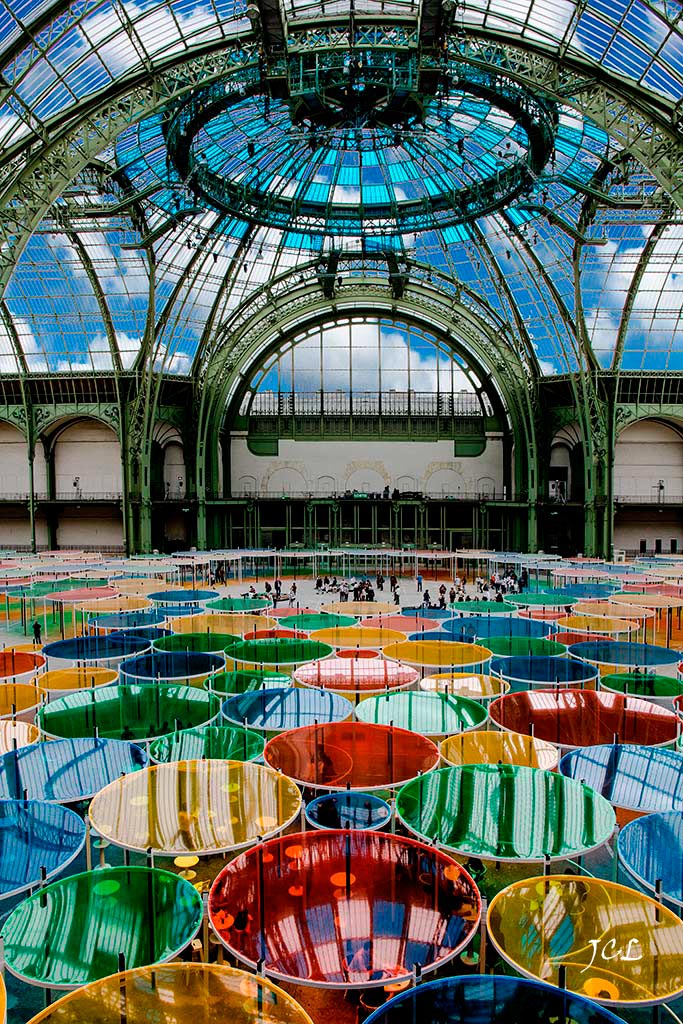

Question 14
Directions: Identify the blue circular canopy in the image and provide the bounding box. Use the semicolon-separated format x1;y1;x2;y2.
618;811;683;907
0;739;147;803
443;616;557;640
0;800;86;900
149;589;218;605
43;634;151;662
364;974;627;1024
490;655;598;685
560;744;683;815
568;640;683;667
119;651;224;682
221;686;353;731
305;791;391;831
90;610;167;631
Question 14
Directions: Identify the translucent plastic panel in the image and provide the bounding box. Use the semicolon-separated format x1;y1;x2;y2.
4;233;111;372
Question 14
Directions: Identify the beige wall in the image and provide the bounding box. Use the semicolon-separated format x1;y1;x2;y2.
53;420;122;496
614;420;683;500
231;436;505;497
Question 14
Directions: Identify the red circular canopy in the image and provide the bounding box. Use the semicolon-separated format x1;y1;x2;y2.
490;688;679;748
294;657;418;693
209;830;480;988
47;586;119;603
264;721;439;789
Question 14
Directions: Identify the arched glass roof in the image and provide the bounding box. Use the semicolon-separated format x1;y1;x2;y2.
0;0;681;383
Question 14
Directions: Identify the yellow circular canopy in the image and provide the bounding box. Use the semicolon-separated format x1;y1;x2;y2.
420;672;507;699
554;614;639;636
89;759;301;855
0;683;44;718
25;963;313;1024
322;601;396;616
77;596;151;614
383;639;491;669
168;613;276;635
309;626;406;648
572;601;656;621
613;593;683;610
440;730;559;771
0;720;40;755
40;667;118;692
488;875;683;1006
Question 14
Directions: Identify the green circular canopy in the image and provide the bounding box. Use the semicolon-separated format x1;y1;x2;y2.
206;597;272;612
153;632;240;654
396;763;615;862
205;669;292;697
485;636;567;658
149;723;265;763
355;691;487;736
601;672;683;700
449;601;515;615
2;866;202;989
286;612;357;632
226;638;333;665
36;684;219;742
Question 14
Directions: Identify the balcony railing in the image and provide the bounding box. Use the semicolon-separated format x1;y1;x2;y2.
615;493;683;505
227;489;511;500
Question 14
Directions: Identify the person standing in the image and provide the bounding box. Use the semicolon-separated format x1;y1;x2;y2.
416;573;423;592
32;620;42;645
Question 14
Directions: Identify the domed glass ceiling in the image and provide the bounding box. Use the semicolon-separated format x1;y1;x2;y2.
0;0;681;383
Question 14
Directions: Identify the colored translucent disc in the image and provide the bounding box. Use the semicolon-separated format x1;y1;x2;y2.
309;627;407;648
42;634;150;664
209;831;480;988
225;638;333;666
0;738;147;802
489;689;679;747
0;800;85;900
89;759;301;854
153;632;240;654
287;612;357;631
3;866;202;989
383;640;491;670
396;764;615;862
568;640;682;669
304;791;391;831
601;672;683;702
559;744;683;814
221;687;353;731
264;721;440;790
24;963;313;1024
555;614;639;636
294;657;418;693
484;637;567;658
440;730;559;771
40;667;118;693
419;672;506;700
205;597;272;612
618;811;683;906
149;590;218;605
355;691;487;736
119;651;225;684
0;720;39;754
36;684;219;742
322;601;396;616
206;668;291;696
360;614;440;632
169;613;277;635
442;617;557;640
363;975;628;1024
487;875;683;1006
489;655;598;688
148;723;265;763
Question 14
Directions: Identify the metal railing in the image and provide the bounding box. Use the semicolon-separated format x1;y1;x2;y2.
615;493;683;504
